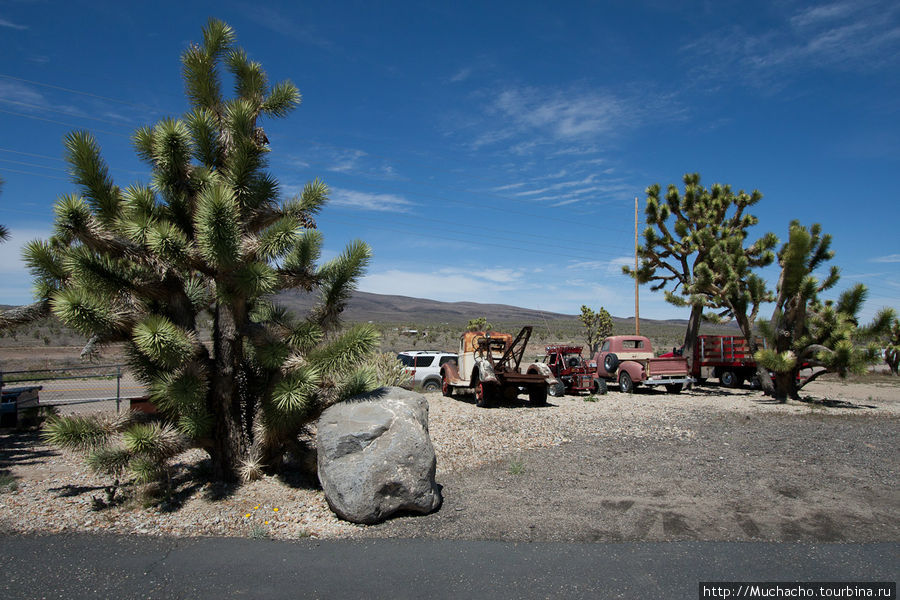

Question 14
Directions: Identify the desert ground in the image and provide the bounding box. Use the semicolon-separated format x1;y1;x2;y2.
2;372;897;543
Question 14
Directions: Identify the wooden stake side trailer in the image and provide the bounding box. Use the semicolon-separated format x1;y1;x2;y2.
680;335;765;388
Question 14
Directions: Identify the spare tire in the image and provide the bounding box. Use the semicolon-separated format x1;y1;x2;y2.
604;353;619;373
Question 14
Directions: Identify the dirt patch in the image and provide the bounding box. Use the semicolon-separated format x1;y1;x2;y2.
354;410;898;542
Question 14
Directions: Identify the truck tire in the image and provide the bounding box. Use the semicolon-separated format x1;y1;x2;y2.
422;379;440;393
548;381;566;397
720;370;738;388
665;383;683;394
604;353;619;373
618;371;634;394
529;385;548;406
475;382;495;408
592;378;608;395
442;376;453;397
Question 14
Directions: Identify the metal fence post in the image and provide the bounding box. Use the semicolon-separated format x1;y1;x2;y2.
116;365;121;413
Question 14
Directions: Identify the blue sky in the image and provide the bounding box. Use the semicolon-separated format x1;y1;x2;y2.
1;0;898;321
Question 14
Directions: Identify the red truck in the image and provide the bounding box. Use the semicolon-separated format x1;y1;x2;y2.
593;335;693;393
662;334;763;388
542;344;605;396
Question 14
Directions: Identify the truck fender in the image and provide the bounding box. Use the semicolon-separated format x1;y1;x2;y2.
472;357;499;386
620;361;643;383
441;362;460;383
525;362;558;385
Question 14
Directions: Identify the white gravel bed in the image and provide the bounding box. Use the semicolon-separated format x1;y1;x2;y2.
1;379;897;540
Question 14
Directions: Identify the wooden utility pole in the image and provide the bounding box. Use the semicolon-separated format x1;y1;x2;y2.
634;196;640;335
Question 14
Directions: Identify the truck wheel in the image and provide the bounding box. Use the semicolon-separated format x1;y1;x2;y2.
475;382;495;407
720;370;738;388
423;379;440;393
442;377;453;397
592;378;608;395
529;385;548;406
604;353;619;373
548;381;566;397
619;371;634;394
665;383;683;394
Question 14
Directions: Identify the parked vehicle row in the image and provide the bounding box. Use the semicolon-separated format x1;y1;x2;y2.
399;329;812;404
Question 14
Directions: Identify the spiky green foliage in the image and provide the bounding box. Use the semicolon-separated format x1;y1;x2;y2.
623;173;777;371
27;19;377;482
755;222;889;400
466;317;492;332
579;305;613;354
371;352;413;389
0;177;8;242
878;312;900;375
45;412;184;488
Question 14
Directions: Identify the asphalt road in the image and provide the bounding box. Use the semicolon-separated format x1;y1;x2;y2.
0;535;896;599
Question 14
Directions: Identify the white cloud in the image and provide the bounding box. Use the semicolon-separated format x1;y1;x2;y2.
492;86;630;140
682;0;900;89
449;67;473;83
566;256;633;276
0;81;47;107
0;17;27;30
870;254;900;263
330;188;415;212
360;269;516;302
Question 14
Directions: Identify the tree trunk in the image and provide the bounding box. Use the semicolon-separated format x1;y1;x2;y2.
734;311;775;396
682;303;703;373
773;371;795;402
208;304;248;482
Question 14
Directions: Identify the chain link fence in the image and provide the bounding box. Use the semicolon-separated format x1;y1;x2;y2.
0;365;146;426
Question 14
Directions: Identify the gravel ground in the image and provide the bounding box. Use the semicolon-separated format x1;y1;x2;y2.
1;376;898;542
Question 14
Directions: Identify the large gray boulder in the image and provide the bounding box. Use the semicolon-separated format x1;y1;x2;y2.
316;386;442;524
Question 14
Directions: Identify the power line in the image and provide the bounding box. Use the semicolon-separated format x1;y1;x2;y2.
0;167;68;181
0;108;131;138
0;98;137;128
0;73;165;114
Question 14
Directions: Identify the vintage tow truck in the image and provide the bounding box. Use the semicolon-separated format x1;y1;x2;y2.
542;344;606;396
440;326;557;407
593;335;693;393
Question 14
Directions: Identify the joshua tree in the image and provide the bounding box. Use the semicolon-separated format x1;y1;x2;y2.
579;305;613;354
883;316;900;375
0;177;8;242
20;19;380;483
755;222;890;400
466;317;492;332
624;173;777;370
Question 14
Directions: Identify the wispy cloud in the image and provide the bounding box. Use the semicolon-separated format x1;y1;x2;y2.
449;67;473;83
0;17;27;30
330;188;415;212
490;86;632;140
0;80;47;107
870;253;900;263
237;5;333;50
682;0;900;89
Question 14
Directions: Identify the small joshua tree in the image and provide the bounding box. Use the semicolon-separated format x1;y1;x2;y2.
884;317;900;375
755;222;890;400
466;317;492;332
579;305;613;354
22;19;381;483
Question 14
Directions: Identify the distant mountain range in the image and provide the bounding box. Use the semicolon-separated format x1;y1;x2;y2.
2;291;698;328
274;290;692;327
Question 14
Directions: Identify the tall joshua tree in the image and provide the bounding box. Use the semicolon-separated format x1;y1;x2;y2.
624;173;777;370
22;19;380;482
755;222;890;400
